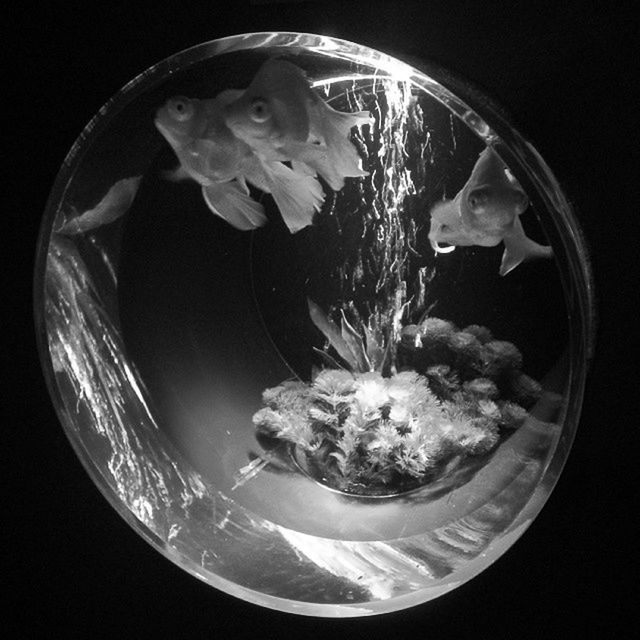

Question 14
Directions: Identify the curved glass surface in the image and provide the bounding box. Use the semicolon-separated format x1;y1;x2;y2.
34;32;595;616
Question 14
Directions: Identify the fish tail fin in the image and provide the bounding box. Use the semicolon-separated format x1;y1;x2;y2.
57;176;142;235
287;104;369;191
201;182;267;231
317;105;370;188
261;161;325;233
326;108;372;136
500;217;554;275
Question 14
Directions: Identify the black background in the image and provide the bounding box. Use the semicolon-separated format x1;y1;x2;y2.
6;1;638;637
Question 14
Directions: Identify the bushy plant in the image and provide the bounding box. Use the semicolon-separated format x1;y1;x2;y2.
254;369;500;493
251;301;542;495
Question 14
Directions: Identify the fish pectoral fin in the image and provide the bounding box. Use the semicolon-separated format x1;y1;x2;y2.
291;160;317;177
239;155;272;194
500;217;554;276
261;160;325;234
201;182;267;231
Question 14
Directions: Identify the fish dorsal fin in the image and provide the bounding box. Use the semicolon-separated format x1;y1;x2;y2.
500;215;554;276
470;147;510;187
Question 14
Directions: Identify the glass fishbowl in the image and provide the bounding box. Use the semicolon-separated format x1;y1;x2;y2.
34;33;595;616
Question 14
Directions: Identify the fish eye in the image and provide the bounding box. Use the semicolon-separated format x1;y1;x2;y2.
250;98;271;123
167;97;194;122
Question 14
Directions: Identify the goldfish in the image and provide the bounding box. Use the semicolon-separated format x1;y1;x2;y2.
428;147;553;275
57;176;141;235
223;59;371;192
155;90;324;233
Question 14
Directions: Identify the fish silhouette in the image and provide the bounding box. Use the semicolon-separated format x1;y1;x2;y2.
223;59;371;192
56;176;141;235
428;147;553;275
155;91;324;233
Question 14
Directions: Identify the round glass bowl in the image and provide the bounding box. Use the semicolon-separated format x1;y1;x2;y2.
34;32;595;616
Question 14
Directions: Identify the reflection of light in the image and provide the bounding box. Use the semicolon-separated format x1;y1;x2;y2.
311;73;412;89
309;43;414;82
232;457;270;490
46;236;209;533
378;58;413;83
311;73;381;87
270;525;434;600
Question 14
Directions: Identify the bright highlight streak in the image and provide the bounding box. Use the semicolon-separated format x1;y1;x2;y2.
431;241;456;254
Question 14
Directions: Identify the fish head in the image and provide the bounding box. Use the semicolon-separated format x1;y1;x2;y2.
458;181;529;246
155;96;206;149
223;59;311;150
223;93;278;144
428;198;476;253
456;147;529;246
466;182;529;218
156;95;248;183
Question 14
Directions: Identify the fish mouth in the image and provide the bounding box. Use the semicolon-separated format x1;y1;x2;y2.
154;118;177;143
222;108;238;130
222;103;246;135
430;238;456;254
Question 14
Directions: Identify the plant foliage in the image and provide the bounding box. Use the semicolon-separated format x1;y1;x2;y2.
252;302;542;495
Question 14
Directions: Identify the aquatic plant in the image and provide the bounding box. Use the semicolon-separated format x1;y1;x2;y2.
250;302;542;495
397;316;542;408
307;298;391;373
253;369;500;494
308;299;541;409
